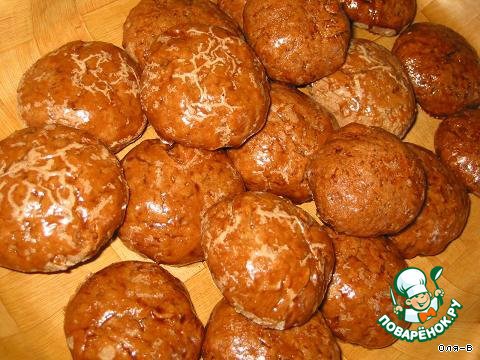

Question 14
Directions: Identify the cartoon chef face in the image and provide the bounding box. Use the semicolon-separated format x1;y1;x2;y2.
392;267;445;323
405;291;432;311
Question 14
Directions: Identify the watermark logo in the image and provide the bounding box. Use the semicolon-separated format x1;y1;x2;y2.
377;266;462;342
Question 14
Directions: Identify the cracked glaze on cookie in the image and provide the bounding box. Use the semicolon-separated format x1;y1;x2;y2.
64;261;203;359
141;24;269;150
0;125;128;272
201;192;334;330
17;41;146;153
122;0;239;67
119;139;244;265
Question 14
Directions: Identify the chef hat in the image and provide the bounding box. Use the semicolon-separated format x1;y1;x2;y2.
394;267;428;298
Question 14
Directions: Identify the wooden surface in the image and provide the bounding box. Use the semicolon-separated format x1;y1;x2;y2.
0;0;479;359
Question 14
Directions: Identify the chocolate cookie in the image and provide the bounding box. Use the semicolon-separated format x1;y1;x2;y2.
389;144;470;258
0;125;128;273
393;23;480;117
141;24;269;150
123;0;239;67
228;82;335;203
119;139;244;265
341;0;416;36
203;299;340;359
243;0;351;85
306;39;416;138
308;123;426;237
201;191;334;330
322;232;409;348
17;41;146;153
64;261;204;359
435;109;480;196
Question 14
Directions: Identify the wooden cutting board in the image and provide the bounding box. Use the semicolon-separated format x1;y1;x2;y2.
0;0;479;359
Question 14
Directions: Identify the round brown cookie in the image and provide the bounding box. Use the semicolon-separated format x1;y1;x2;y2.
307;123;426;237
17;41;146;153
201;191;335;330
392;23;480;117
119;139;244;265
64;261;204;359
227;82;335;203
306;39;416;138
203;299;341;359
435;109;480;196
389;144;470;258
141;24;269;150
243;0;351;85
321;232;409;348
0;125;128;273
218;0;246;29
341;0;416;36
122;0;239;68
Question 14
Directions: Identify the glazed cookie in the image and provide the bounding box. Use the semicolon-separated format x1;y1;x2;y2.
321;232;409;348
393;23;480;117
306;39;416;138
64;261;204;359
308;123;426;237
141;24;269;150
123;0;239;67
243;0;351;85
0;125;128;273
389;144;470;258
203;299;341;359
218;0;246;29
119;139;244;265
17;41;146;153
201;191;335;330
435;109;480;196
341;0;416;36
228;82;335;203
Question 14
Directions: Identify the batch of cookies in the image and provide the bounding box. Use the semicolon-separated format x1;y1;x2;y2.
0;0;479;358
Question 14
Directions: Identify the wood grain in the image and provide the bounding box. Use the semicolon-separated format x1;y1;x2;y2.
0;0;478;359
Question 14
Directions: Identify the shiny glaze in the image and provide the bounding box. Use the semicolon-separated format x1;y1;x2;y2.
243;0;351;85
307;39;416;138
228;82;335;203
218;0;246;29
201;192;335;330
119;139;244;265
322;232;409;348
389;144;470;258
435;109;480;196
122;0;239;67
308;123;426;237
393;23;480;117
141;24;270;150
203;299;340;359
17;41;146;153
64;261;204;359
341;0;416;35
0;125;128;273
